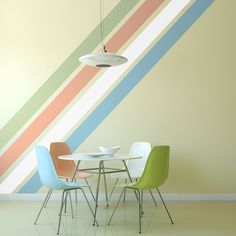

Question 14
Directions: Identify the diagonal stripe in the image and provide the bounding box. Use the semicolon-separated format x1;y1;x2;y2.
0;0;140;150
0;0;165;193
67;0;215;151
0;0;164;177
18;0;187;194
18;0;215;193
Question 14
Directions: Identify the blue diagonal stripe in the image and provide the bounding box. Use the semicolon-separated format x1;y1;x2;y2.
67;0;214;151
18;0;214;193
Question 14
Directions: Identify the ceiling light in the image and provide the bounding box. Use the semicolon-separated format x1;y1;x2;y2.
79;0;128;68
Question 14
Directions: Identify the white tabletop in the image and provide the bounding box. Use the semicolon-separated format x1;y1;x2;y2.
59;153;141;161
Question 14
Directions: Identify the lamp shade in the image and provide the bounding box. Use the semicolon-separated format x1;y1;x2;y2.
79;51;128;67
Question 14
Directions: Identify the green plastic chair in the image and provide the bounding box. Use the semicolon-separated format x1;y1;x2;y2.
108;146;174;233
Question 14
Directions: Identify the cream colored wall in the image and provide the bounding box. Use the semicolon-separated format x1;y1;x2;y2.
0;0;235;194
80;0;236;194
0;0;118;129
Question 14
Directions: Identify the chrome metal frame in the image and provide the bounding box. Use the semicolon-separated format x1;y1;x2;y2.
34;187;99;235
108;188;174;233
156;188;174;224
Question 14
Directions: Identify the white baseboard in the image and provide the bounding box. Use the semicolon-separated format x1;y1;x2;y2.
1;193;236;201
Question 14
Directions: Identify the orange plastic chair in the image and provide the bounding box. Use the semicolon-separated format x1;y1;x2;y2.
50;142;95;201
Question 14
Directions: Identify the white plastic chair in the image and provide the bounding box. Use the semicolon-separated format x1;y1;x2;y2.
109;142;157;205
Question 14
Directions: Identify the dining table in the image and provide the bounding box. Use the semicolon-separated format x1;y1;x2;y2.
58;152;141;225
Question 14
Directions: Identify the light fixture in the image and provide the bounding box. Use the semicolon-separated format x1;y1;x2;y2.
79;0;128;67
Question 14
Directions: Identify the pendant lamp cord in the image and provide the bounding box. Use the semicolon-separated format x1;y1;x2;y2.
100;0;106;52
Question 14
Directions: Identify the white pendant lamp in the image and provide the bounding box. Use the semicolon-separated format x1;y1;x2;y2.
79;0;128;68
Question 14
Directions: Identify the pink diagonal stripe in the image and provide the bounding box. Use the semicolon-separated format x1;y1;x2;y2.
0;0;164;176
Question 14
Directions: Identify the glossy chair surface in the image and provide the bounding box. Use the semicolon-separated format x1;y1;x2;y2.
108;146;173;233
50;142;95;202
50;142;91;179
126;146;168;189
109;142;152;203
34;146;98;234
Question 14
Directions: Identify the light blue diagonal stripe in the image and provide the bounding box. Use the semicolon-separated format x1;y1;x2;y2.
18;172;41;194
18;0;214;193
67;0;215;151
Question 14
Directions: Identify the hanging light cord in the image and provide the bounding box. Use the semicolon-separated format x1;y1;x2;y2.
99;0;106;52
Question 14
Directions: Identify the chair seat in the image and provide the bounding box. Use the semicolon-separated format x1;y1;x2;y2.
61;180;90;190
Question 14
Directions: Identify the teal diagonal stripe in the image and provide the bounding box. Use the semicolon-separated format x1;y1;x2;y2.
0;0;140;150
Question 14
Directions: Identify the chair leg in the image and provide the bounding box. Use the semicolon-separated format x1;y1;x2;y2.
141;190;144;216
138;190;142;233
123;179;127;203
44;188;53;208
34;189;53;224
75;189;78;203
57;190;66;235
64;179;69;213
80;188;99;226
73;179;78;203
85;178;96;201
108;178;119;201
149;190;157;207
108;189;125;225
68;191;74;218
101;162;109;207
156;188;174;224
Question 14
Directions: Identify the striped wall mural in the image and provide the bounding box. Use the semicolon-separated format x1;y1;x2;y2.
0;0;214;193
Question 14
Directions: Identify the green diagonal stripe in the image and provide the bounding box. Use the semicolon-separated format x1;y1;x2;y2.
0;0;140;149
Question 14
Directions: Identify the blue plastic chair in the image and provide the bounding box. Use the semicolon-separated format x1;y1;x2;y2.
108;146;174;233
34;146;98;235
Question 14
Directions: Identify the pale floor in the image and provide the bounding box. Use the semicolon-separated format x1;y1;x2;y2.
0;199;236;236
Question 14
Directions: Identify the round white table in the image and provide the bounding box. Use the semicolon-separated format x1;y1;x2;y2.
59;153;141;225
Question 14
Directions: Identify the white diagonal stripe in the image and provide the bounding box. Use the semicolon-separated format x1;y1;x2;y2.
0;0;192;193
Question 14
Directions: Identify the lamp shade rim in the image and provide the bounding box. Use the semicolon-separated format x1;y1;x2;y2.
79;52;128;67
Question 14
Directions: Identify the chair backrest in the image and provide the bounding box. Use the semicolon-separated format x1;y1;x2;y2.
134;146;170;190
50;142;76;176
127;142;151;170
35;146;66;190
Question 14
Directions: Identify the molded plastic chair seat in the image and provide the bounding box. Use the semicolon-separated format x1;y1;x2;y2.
109;142;154;203
50;142;95;201
34;146;98;235
50;142;91;179
108;146;174;233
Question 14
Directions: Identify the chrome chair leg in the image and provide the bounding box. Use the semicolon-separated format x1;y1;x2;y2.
75;189;78;203
108;189;125;225
141;190;144;216
85;178;96;201
44;188;53;208
93;161;102;225
123;179;127;203
101;162;109;207
138;190;142;233
80;188;99;226
68;191;74;218
149;190;157;206
57;190;66;235
108;178;119;201
34;189;52;224
156;188;174;224
73;179;78;203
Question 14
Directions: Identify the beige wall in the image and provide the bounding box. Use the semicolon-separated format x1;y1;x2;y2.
0;0;235;194
80;0;236;193
0;0;118;129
